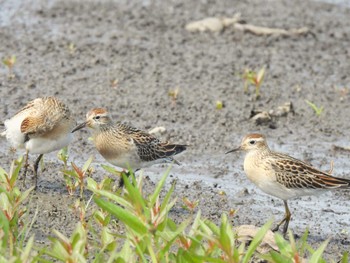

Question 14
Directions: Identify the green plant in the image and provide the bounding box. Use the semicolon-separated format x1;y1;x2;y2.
0;158;348;262
216;100;224;110
0;157;37;262
305;100;324;116
68;43;76;54
182;197;199;212
242;66;266;99
168;87;180;106
62;156;94;197
45;222;88;262
2;55;16;78
57;146;69;170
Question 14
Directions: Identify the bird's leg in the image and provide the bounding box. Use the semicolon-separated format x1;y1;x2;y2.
22;149;29;187
33;154;43;190
118;169;139;188
282;200;291;235
272;200;291;235
118;169;130;188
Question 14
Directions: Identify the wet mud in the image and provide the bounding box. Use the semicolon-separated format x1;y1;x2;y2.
1;0;350;259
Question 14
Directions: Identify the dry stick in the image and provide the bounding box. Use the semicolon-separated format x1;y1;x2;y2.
233;23;310;36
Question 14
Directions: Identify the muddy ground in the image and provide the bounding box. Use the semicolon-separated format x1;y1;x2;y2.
1;0;350;260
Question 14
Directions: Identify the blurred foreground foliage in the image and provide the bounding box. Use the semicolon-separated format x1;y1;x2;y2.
0;157;348;262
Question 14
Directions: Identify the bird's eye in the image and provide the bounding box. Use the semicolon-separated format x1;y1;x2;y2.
249;140;256;145
94;116;101;120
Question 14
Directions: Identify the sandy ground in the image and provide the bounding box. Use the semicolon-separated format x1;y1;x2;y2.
1;0;350;260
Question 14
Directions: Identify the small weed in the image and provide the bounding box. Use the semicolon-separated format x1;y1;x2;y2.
62;156;94;197
110;78;119;89
57;146;69;170
216;100;224;109
182;197;199;212
168;87;180;106
2;55;16;79
242;66;266;99
305;100;323;116
68;43;76;54
0;157;37;262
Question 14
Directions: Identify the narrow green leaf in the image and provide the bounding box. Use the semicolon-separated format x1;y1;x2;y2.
340;252;348;263
242;219;273;263
0;210;9;247
150;165;171;207
92;189;133;210
9;158;22;186
219;214;231;254
21;236;35;261
94;197;148;235
82;156;94;172
122;173;147;214
309;239;329;263
274;232;291;255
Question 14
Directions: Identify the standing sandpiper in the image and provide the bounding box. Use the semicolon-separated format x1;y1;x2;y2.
72;108;187;175
1;97;75;189
226;133;350;235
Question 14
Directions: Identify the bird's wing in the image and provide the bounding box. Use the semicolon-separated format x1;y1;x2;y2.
20;97;71;137
117;123;185;162
271;156;350;189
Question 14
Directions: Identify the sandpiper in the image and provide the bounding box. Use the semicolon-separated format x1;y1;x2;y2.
1;97;75;189
72;108;187;175
226;133;350;235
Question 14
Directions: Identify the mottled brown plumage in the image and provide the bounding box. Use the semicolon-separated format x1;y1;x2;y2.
72;108;186;170
1;97;75;189
226;133;350;235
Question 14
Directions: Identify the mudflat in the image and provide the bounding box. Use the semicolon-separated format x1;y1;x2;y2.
0;0;349;259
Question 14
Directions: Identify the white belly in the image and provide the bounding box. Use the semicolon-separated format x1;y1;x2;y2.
3;114;27;149
25;133;73;154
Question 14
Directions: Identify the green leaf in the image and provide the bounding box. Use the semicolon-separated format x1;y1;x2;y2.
267;251;292;263
21;235;35;262
91;189;133;210
9;158;22;186
242;219;273;263
149;166;171;207
0;210;9;247
340;252;349;263
274;232;291;255
82;156;94;172
101;164;121;176
309;239;329;263
219;214;231;255
122;172;147;215
18;186;35;204
94;197;148;235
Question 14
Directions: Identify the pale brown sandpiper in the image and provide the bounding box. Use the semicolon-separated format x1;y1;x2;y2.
1;97;75;189
226;133;350;235
72;108;187;176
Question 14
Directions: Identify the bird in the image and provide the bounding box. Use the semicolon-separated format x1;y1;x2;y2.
72;108;187;182
1;97;75;189
226;133;350;235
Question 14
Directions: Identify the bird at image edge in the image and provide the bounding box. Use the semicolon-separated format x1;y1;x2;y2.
1;96;75;189
226;133;350;235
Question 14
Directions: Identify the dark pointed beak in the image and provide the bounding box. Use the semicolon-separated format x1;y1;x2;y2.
225;146;241;154
72;121;87;133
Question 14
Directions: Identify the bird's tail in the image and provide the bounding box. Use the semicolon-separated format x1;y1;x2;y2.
164;144;187;157
316;174;350;189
